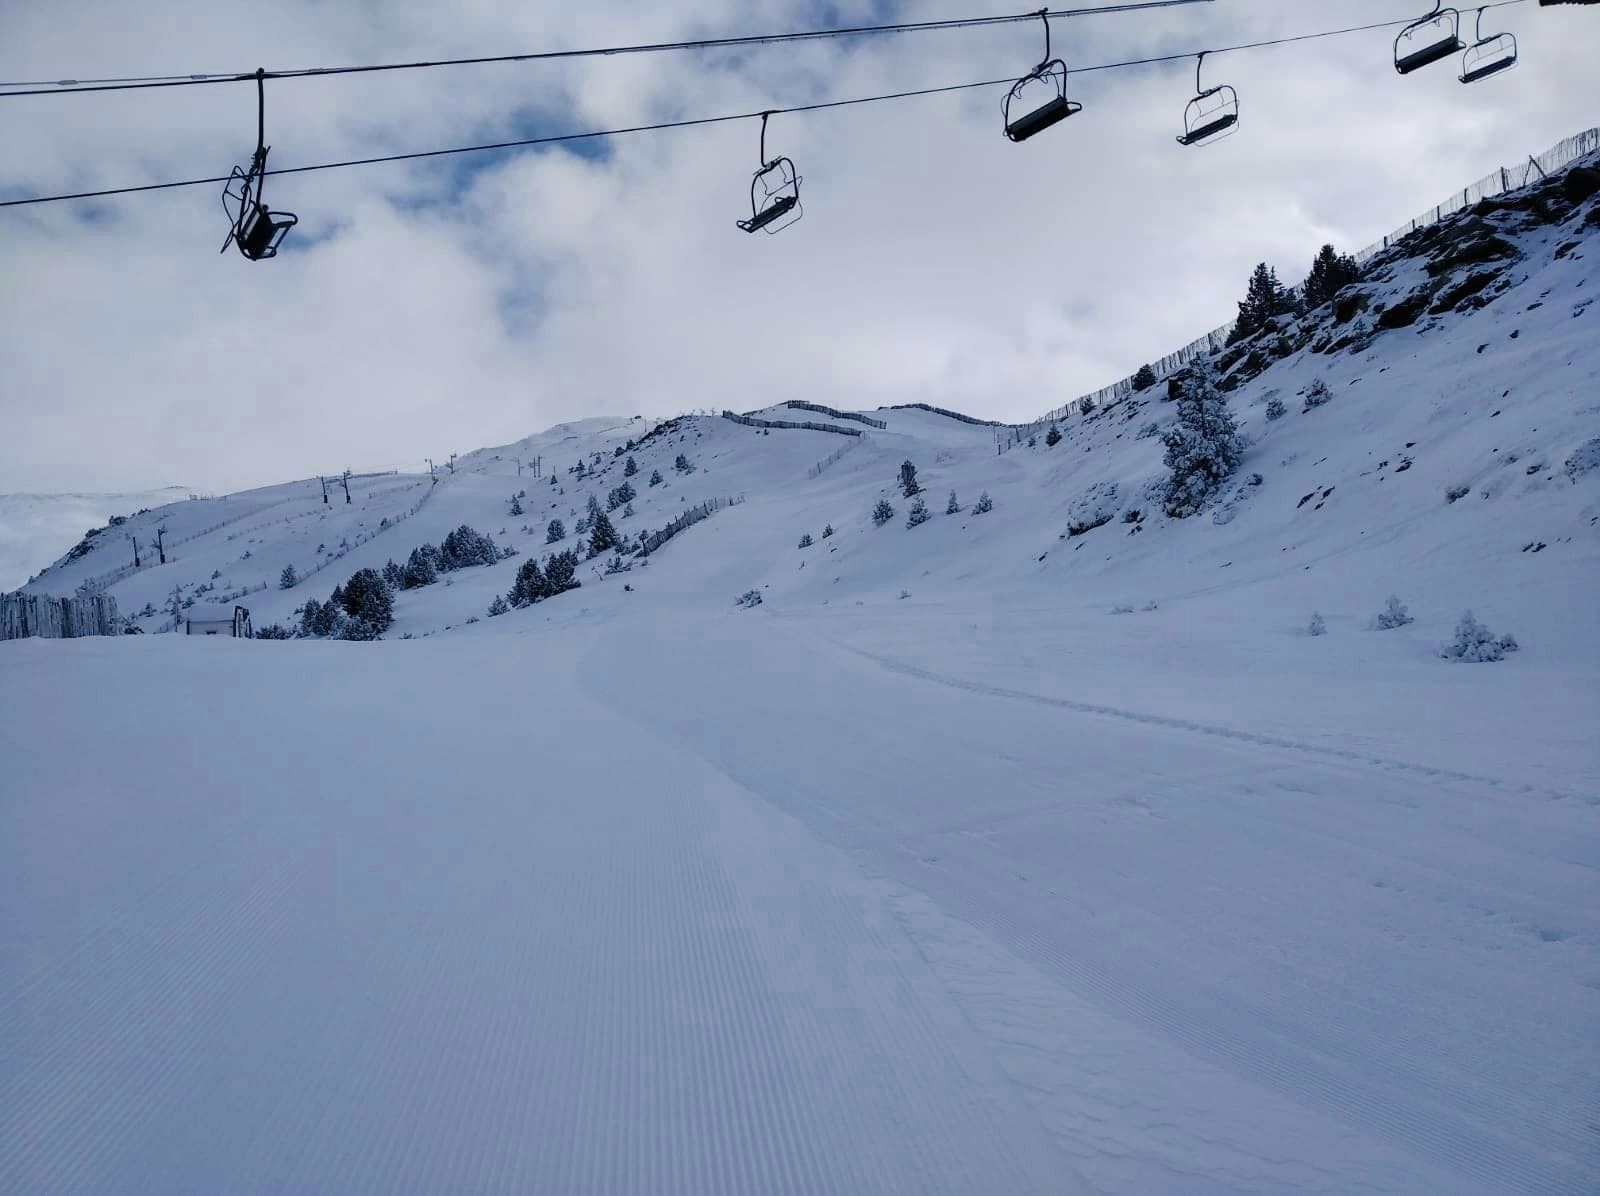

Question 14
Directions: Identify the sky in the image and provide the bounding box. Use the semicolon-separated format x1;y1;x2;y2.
2;0;1596;494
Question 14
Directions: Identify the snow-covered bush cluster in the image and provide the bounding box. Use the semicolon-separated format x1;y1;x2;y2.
735;589;763;608
1374;596;1413;630
1440;612;1519;663
1301;378;1332;412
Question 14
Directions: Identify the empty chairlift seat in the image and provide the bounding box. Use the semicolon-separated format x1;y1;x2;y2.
736;112;803;236
1394;3;1464;74
1460;9;1518;83
1176;53;1239;148
1003;12;1081;144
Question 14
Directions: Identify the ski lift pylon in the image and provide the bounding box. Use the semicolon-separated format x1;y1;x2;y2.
1460;7;1517;84
1003;9;1082;143
1176;52;1238;147
1394;1;1463;75
221;68;298;260
736;112;802;235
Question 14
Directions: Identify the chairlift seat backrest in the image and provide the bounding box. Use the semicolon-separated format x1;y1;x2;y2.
1394;9;1463;75
1005;94;1080;143
1460;33;1516;83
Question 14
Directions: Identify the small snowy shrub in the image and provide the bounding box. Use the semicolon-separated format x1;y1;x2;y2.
1135;421;1160;441
1308;612;1327;636
973;491;994;514
735;589;763;608
946;490;960;515
487;595;509;617
821;524;834;539
1301;378;1332;412
1445;484;1471;504
1374;596;1413;630
872;498;895;527
798;533;814;548
1110;603;1135;615
649;468;663;487
906;497;930;528
1068;482;1120;536
254;623;293;640
1265;397;1287;421
1440;611;1518;662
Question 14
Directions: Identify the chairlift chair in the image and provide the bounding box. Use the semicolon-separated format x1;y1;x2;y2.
221;69;298;260
1459;8;1517;83
1394;1;1463;75
1176;52;1238;147
1003;10;1082;143
737;112;802;235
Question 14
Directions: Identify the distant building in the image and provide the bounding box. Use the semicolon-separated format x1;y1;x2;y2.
186;605;253;638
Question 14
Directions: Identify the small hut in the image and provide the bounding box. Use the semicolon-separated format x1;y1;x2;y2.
186;605;253;638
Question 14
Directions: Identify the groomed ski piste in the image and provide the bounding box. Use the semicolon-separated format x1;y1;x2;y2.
4;153;1598;1193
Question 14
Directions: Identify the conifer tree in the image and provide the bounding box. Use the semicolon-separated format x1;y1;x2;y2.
624;456;638;477
509;494;524;516
899;460;921;498
946;490;960;514
1301;244;1361;310
1230;262;1296;342
589;509;619;555
546;518;565;543
1045;424;1062;447
873;498;896;527
279;564;298;589
1161;357;1246;517
1132;363;1157;391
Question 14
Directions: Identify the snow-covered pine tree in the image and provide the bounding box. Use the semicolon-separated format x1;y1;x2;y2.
487;595;509;617
821;524;834;538
509;494;524;516
382;559;405;591
872;498;896;527
546;518;565;543
544;549;581;594
946;490;959;514
508;558;547;606
624;456;638;477
402;545;438;589
798;533;813;548
906;497;930;527
589;509;619;555
338;568;394;634
1045;424;1062;447
1265;396;1287;421
973;491;993;514
279;564;297;589
1132;363;1157;391
649;468;663;487
899;460;921;498
1161;357;1246;517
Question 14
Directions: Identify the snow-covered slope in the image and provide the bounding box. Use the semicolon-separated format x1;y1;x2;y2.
0;488;189;591
4;156;1597;1193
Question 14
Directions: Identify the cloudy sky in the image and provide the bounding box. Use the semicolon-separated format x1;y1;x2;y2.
3;0;1596;494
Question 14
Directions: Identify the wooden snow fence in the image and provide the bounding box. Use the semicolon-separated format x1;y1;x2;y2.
1;592;121;641
778;401;886;429
637;496;742;557
721;411;862;437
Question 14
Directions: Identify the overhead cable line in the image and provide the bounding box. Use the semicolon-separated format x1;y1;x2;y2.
0;1;1210;97
0;1;1532;212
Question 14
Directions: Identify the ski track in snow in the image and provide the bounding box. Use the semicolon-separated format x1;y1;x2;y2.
0;635;1074;1194
580;616;1599;1195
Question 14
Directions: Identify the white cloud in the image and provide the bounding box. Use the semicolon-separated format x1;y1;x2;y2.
2;0;1596;492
